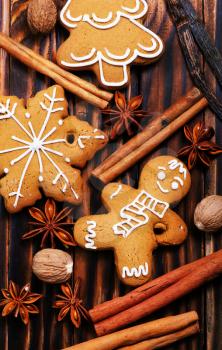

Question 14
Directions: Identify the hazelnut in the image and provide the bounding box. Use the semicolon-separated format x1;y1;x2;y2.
32;249;73;284
194;195;222;232
27;0;57;35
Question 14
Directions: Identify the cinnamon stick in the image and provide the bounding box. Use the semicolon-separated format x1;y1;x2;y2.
91;91;208;187
92;87;202;178
0;32;113;108
90;249;215;324
118;323;199;350
93;249;222;336
63;312;199;350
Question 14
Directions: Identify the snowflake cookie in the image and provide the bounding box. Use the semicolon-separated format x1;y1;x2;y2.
57;0;164;88
74;156;191;286
0;85;107;213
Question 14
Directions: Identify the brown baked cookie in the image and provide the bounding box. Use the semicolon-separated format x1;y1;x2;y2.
74;156;191;287
57;0;164;88
0;85;107;213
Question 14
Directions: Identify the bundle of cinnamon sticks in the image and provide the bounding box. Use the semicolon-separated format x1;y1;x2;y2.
63;312;199;350
0;32;113;108
90;249;222;336
91;87;208;186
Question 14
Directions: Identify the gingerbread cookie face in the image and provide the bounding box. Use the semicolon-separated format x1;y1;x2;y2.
74;156;191;286
0;85;107;213
57;0;164;88
139;156;191;204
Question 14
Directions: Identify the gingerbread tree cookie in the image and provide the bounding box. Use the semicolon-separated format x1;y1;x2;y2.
57;0;164;88
74;156;191;286
0;85;107;213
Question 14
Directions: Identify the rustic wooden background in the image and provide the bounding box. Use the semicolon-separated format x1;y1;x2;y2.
0;0;222;349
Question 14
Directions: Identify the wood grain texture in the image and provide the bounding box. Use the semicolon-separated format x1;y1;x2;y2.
0;0;222;349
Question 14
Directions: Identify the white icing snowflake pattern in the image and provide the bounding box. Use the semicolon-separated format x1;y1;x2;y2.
0;87;78;209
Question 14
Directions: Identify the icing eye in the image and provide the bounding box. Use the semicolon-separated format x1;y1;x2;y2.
66;133;75;144
157;171;166;181
171;181;179;190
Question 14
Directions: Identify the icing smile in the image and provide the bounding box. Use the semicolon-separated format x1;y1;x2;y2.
157;177;184;193
157;180;170;193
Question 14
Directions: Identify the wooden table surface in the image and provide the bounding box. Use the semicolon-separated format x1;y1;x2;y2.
1;0;222;349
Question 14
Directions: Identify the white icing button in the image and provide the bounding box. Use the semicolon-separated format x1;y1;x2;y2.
157;171;166;180
52;180;57;185
39;175;44;182
4;168;9;174
171;181;179;190
58;120;63;126
65;157;71;163
25;113;31;119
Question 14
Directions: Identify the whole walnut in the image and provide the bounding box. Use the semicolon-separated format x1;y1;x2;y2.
27;0;57;35
194;195;222;232
32;249;73;284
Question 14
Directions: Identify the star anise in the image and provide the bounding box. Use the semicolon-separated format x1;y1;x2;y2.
102;91;150;140
53;279;90;328
177;121;222;169
0;281;42;325
22;198;76;248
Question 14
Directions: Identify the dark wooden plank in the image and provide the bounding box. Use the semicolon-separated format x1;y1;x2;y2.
203;1;222;350
0;1;11;349
139;2;205;350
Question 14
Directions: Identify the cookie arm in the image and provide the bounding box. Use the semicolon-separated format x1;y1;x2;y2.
74;213;118;251
101;183;133;210
155;209;188;246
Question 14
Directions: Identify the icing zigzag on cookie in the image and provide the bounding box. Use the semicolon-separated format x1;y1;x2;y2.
122;263;149;278
85;221;97;250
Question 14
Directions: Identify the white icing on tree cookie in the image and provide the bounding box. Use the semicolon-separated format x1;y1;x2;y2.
57;0;164;87
60;0;148;29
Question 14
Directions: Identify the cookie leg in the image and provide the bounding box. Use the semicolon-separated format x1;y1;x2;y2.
114;242;153;287
74;214;118;251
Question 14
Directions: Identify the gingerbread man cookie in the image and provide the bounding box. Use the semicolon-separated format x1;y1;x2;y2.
0;85;107;213
57;0;164;88
74;156;191;286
